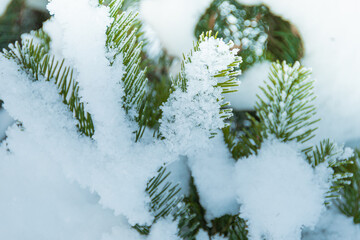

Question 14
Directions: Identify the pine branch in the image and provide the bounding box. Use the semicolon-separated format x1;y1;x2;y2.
306;139;354;201
174;31;241;125
146;167;183;220
195;0;304;71
102;0;150;141
104;0;147;112
208;214;249;240
224;61;318;159
134;167;183;235
195;0;267;72
256;61;318;144
2;39;95;137
335;150;360;224
227;216;249;240
175;177;209;240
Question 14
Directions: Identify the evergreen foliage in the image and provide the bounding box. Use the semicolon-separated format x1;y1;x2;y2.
104;0;185;229
1;1;182;235
0;0;358;239
3;38;95;137
336;150;360;223
173;31;241;123
105;0;147;113
256;61;318;144
195;0;304;71
223;61;319;159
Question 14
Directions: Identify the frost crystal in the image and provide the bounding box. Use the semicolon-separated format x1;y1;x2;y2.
160;36;241;220
160;37;239;154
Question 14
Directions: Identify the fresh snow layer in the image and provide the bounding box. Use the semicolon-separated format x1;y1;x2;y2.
234;139;330;240
42;17;66;58
1;0;358;238
160;37;240;220
44;0;174;225
160;37;239;154
187;133;239;221
140;0;360;144
236;0;360;144
140;0;212;57
0;127;121;240
101;218;145;240
197;229;227;240
0;108;13;140
147;218;181;240
226;61;272;110
302;208;360;240
0;0;10;16
0;53;161;226
47;0;134;156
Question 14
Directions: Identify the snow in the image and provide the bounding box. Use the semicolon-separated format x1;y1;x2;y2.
101;218;144;240
0;52;161;226
302;208;360;240
0;0;359;238
187;133;239;221
234;0;360;144
148;218;181;240
140;0;360;144
102;218;181;240
196;229;210;240
234;139;330;240
196;229;227;240
44;0;174;225
0;0;172;233
160;36;240;154
0;127;121;240
0;108;13;140
226;61;272;110
166;156;192;196
160;36;240;221
0;0;10;16
47;0;134;157
140;0;212;57
43;18;66;57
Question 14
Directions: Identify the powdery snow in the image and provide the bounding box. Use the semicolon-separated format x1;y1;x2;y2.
140;0;212;57
0;0;359;238
235;0;360;144
196;229;227;240
160;37;239;154
147;218;181;240
140;0;360;144
226;61;272;110
0;108;13;140
47;0;134;157
160;37;240;220
0;51;162;226
234;139;330;240
187;133;239;221
0;0;10;16
0;127;121;240
302;208;360;240
101;217;145;240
